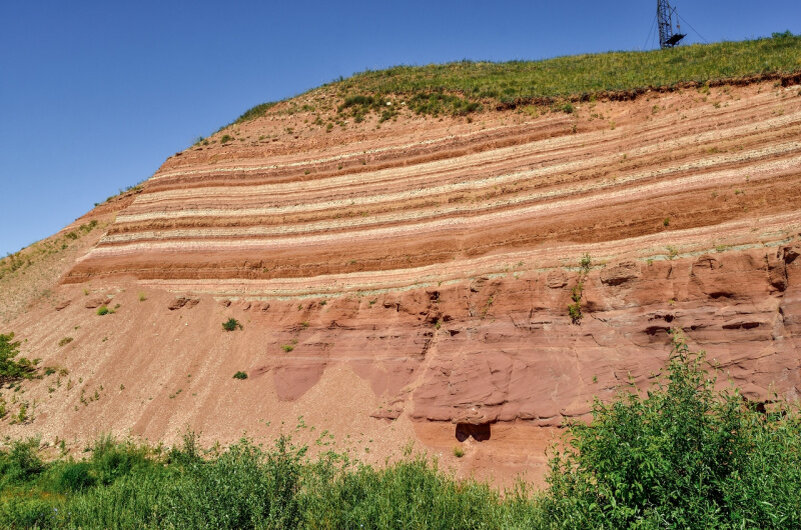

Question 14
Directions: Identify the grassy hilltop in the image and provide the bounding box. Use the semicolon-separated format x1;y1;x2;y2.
235;32;801;123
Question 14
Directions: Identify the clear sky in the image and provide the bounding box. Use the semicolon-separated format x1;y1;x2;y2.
1;0;799;256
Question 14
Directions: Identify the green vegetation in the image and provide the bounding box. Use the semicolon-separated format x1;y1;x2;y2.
336;34;800;107
233;101;279;123
232;33;800;124
541;330;801;527
96;306;110;316
2;332;799;527
222;318;243;332
0;220;100;282
0;333;37;386
281;344;294;353
233;371;248;380
568;254;592;324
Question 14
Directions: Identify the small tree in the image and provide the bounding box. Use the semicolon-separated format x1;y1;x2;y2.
0;333;37;386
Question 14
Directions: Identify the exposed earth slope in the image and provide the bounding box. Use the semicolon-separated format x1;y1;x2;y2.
2;45;801;484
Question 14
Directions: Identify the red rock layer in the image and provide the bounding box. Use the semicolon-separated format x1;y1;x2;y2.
2;81;800;485
61;81;801;420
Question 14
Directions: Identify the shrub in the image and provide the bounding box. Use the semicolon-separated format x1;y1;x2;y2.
58;337;73;347
233;371;248;380
568;254;591;324
222;318;242;332
0;497;56;528
96;305;110;316
281;344;294;353
0;333;37;385
90;435;149;486
541;330;801;528
0;438;44;485
51;461;96;492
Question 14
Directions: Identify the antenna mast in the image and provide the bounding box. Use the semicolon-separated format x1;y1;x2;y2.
657;0;686;49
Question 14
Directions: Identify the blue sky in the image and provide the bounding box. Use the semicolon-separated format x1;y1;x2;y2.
1;0;799;256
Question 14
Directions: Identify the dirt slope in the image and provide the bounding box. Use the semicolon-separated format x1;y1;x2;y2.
2;80;801;486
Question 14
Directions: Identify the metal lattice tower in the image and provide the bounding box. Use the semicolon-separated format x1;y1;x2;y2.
657;0;686;48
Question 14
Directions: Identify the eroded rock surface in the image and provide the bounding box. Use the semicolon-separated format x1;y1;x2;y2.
3;80;801;485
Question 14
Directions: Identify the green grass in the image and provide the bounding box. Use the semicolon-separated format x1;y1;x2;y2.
0;220;100;282
231;33;801;124
2;331;801;528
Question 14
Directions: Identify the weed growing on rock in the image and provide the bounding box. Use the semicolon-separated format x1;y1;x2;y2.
568;254;592;324
233;371;248;380
222;318;242;332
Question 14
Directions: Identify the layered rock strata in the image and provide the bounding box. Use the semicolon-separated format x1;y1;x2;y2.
2;81;800;483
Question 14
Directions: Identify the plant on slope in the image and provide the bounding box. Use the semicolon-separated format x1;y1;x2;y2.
568;253;592;324
222;318;242;332
0;333;37;386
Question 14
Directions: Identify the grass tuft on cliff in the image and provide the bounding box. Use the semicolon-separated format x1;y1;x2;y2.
232;32;801;124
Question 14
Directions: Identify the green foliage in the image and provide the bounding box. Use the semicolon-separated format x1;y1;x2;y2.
220;134;233;144
96;305;110;316
234;101;279;124
568;254;592;324
222;318;243;332
233;371;248;380
0;333;37;385
90;435;149;486
540;330;801;528
0;438;44;485
567;296;582;324
50;461;96;492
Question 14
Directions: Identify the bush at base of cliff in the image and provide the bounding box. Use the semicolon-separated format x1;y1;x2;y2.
540;330;801;528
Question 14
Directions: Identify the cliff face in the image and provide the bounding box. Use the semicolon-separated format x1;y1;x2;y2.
3;80;801;484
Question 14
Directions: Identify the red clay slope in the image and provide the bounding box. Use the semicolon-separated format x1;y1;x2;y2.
2;80;801;485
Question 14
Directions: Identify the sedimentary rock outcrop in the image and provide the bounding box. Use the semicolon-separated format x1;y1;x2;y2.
2;80;800;483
